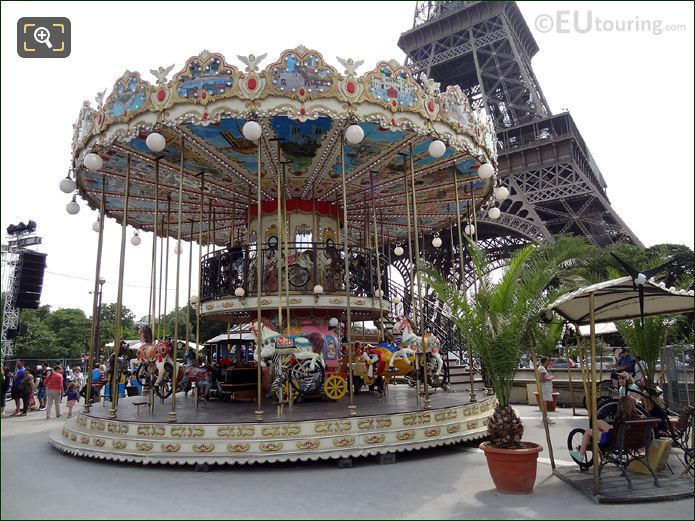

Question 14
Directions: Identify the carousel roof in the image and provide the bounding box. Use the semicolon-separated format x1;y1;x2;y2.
70;46;498;245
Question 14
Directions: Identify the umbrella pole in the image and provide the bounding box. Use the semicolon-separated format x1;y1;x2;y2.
590;292;600;496
530;349;555;469
566;330;576;416
576;325;590;415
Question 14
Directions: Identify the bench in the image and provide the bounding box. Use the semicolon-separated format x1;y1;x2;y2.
132;401;150;416
599;417;662;489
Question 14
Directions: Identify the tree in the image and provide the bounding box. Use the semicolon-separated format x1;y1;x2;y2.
45;308;91;358
13;307;59;358
426;235;589;448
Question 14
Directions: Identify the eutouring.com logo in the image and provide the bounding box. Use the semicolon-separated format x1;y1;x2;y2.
534;10;687;36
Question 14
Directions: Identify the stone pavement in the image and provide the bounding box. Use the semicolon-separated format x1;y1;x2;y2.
1;403;693;519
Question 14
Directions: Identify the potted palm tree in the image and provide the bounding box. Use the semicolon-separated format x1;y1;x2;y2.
426;235;587;494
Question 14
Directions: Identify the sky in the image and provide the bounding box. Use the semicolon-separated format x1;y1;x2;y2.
1;1;693;321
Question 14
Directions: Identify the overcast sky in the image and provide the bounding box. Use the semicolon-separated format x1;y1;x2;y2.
1;1;693;321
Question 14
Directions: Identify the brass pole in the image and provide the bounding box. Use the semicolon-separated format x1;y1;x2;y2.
254;134;264;421
590;292;600;495
369;171;384;342
282;164;291;334
196;174;204;367
170;136;185;423
340;135;356;416
157;224;164;339
108;154;132;418
409;143;430;409
276;160;283;333
530;349;555;469
150;160;160;333
163;197;171;338
185;219;194;357
84;180;106;413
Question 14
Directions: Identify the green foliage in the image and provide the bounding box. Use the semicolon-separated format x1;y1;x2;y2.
13;306;59;358
425;235;589;447
45;308;91;356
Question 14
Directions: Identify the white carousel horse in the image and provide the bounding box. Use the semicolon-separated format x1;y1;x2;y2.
249;319;324;370
135;326;174;386
392;316;443;376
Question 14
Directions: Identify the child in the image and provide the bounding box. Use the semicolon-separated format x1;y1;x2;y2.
65;382;79;418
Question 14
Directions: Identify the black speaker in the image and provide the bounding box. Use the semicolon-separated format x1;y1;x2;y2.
15;251;47;309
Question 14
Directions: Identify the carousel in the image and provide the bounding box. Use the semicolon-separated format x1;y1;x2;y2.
50;46;503;465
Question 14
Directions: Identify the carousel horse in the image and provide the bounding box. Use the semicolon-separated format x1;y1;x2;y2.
135;325;174;386
250;319;324;371
392;316;443;376
105;351;129;384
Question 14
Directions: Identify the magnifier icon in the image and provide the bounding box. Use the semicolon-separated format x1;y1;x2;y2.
33;26;53;49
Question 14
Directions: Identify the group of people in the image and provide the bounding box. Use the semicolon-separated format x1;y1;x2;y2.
0;361;108;419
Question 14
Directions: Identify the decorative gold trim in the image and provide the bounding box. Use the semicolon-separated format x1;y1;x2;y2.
333;437;355;447
260;442;283;452
447;424;461;434
77;415;87;426
296;440;320;450
466;421;478;430
171;426;205;438
261;424;301;437
80;435;90;444
358;417;392;430
315;420;351;434
396;430;415;441
107;422;129;434
137;425;166;437
62;427;69;438
227;443;251;452
425;427;441;437
217;425;255;438
192;443;215;453
161;443;181;452
94;438;106;447
136;442;154;451
113;439;127;449
89;419;104;430
70;432;77;441
364;434;385;444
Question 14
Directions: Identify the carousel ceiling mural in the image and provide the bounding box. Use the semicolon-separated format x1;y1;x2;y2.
70;46;499;245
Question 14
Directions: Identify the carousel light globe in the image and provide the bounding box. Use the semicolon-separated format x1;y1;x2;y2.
392;295;402;305
130;234;141;246
174;241;183;254
487;207;501;220
313;284;324;295
329;317;339;328
242;121;262;141
146;132;166;153
478;163;494;179
234;287;245;297
345;124;364;144
465;224;476;236
59;177;76;193
189;295;199;305
92;220;101;232
374;289;384;298
494;186;509;201
394;245;404;257
66;199;80;215
83;153;103;171
428;140;446;159
432;236;443;248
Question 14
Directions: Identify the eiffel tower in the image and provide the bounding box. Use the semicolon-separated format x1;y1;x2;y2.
397;1;642;268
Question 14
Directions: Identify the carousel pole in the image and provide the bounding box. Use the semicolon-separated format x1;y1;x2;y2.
276;156;283;334
195;174;204;368
401;153;420;403
340;134;357;416
589;292;600;495
369;171;384;342
169;136;186;423
409;143;430;409
254;129;264;421
108;154;132;419
186;219;194;361
150;160;160;333
163;196;171;338
84;180;106;414
282;163;291;335
157;220;165;339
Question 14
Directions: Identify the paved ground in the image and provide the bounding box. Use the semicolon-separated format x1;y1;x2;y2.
1;399;693;519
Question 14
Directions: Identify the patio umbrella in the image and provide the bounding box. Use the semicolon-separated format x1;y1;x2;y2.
546;276;694;495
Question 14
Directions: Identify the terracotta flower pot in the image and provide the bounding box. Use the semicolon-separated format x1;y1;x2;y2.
534;391;560;412
479;441;543;494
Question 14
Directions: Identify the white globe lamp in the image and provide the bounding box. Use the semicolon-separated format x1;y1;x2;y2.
92;220;101;232
59;176;76;193
392;295;402;305
146;132;166;153
130;233;141;246
84;153;103;171
428;140;446;159
478;163;494;179
66;196;80;215
313;284;324;295
234;287;245;297
432;236;442;248
394;245;404;257
465;224;476;236
494;186;509;201
487;207;501;220
329;317;339;328
242;121;262;141
345;124;364;144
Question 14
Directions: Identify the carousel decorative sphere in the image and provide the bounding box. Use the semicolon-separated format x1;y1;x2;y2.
487;207;501;220
494;186;509;201
174;241;183;254
392;295;402;305
234;287;246;297
478;163;494;180
465;224;476;236
83;153;103;171
428;140;446;159
242;121;262;141
431;236;442;248
146;132;166;153
345;124;364;144
394;245;404;257
329;317;339;328
130;234;141;246
59;176;76;193
92;220;101;232
374;289;384;298
66;197;80;215
313;284;324;295
190;295;199;305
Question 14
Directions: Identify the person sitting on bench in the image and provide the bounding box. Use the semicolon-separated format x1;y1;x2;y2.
611;348;636;386
570;395;640;462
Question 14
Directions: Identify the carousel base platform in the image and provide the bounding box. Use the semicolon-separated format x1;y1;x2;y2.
49;387;495;465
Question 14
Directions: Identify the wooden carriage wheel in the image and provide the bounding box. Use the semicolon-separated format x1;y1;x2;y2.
274;381;297;404
323;374;347;400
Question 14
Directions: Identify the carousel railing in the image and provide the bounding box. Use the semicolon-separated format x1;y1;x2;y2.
200;241;389;302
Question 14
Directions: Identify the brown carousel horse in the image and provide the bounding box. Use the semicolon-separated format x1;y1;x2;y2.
135;325;177;398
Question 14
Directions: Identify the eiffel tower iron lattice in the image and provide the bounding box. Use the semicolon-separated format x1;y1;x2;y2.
397;1;642;274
